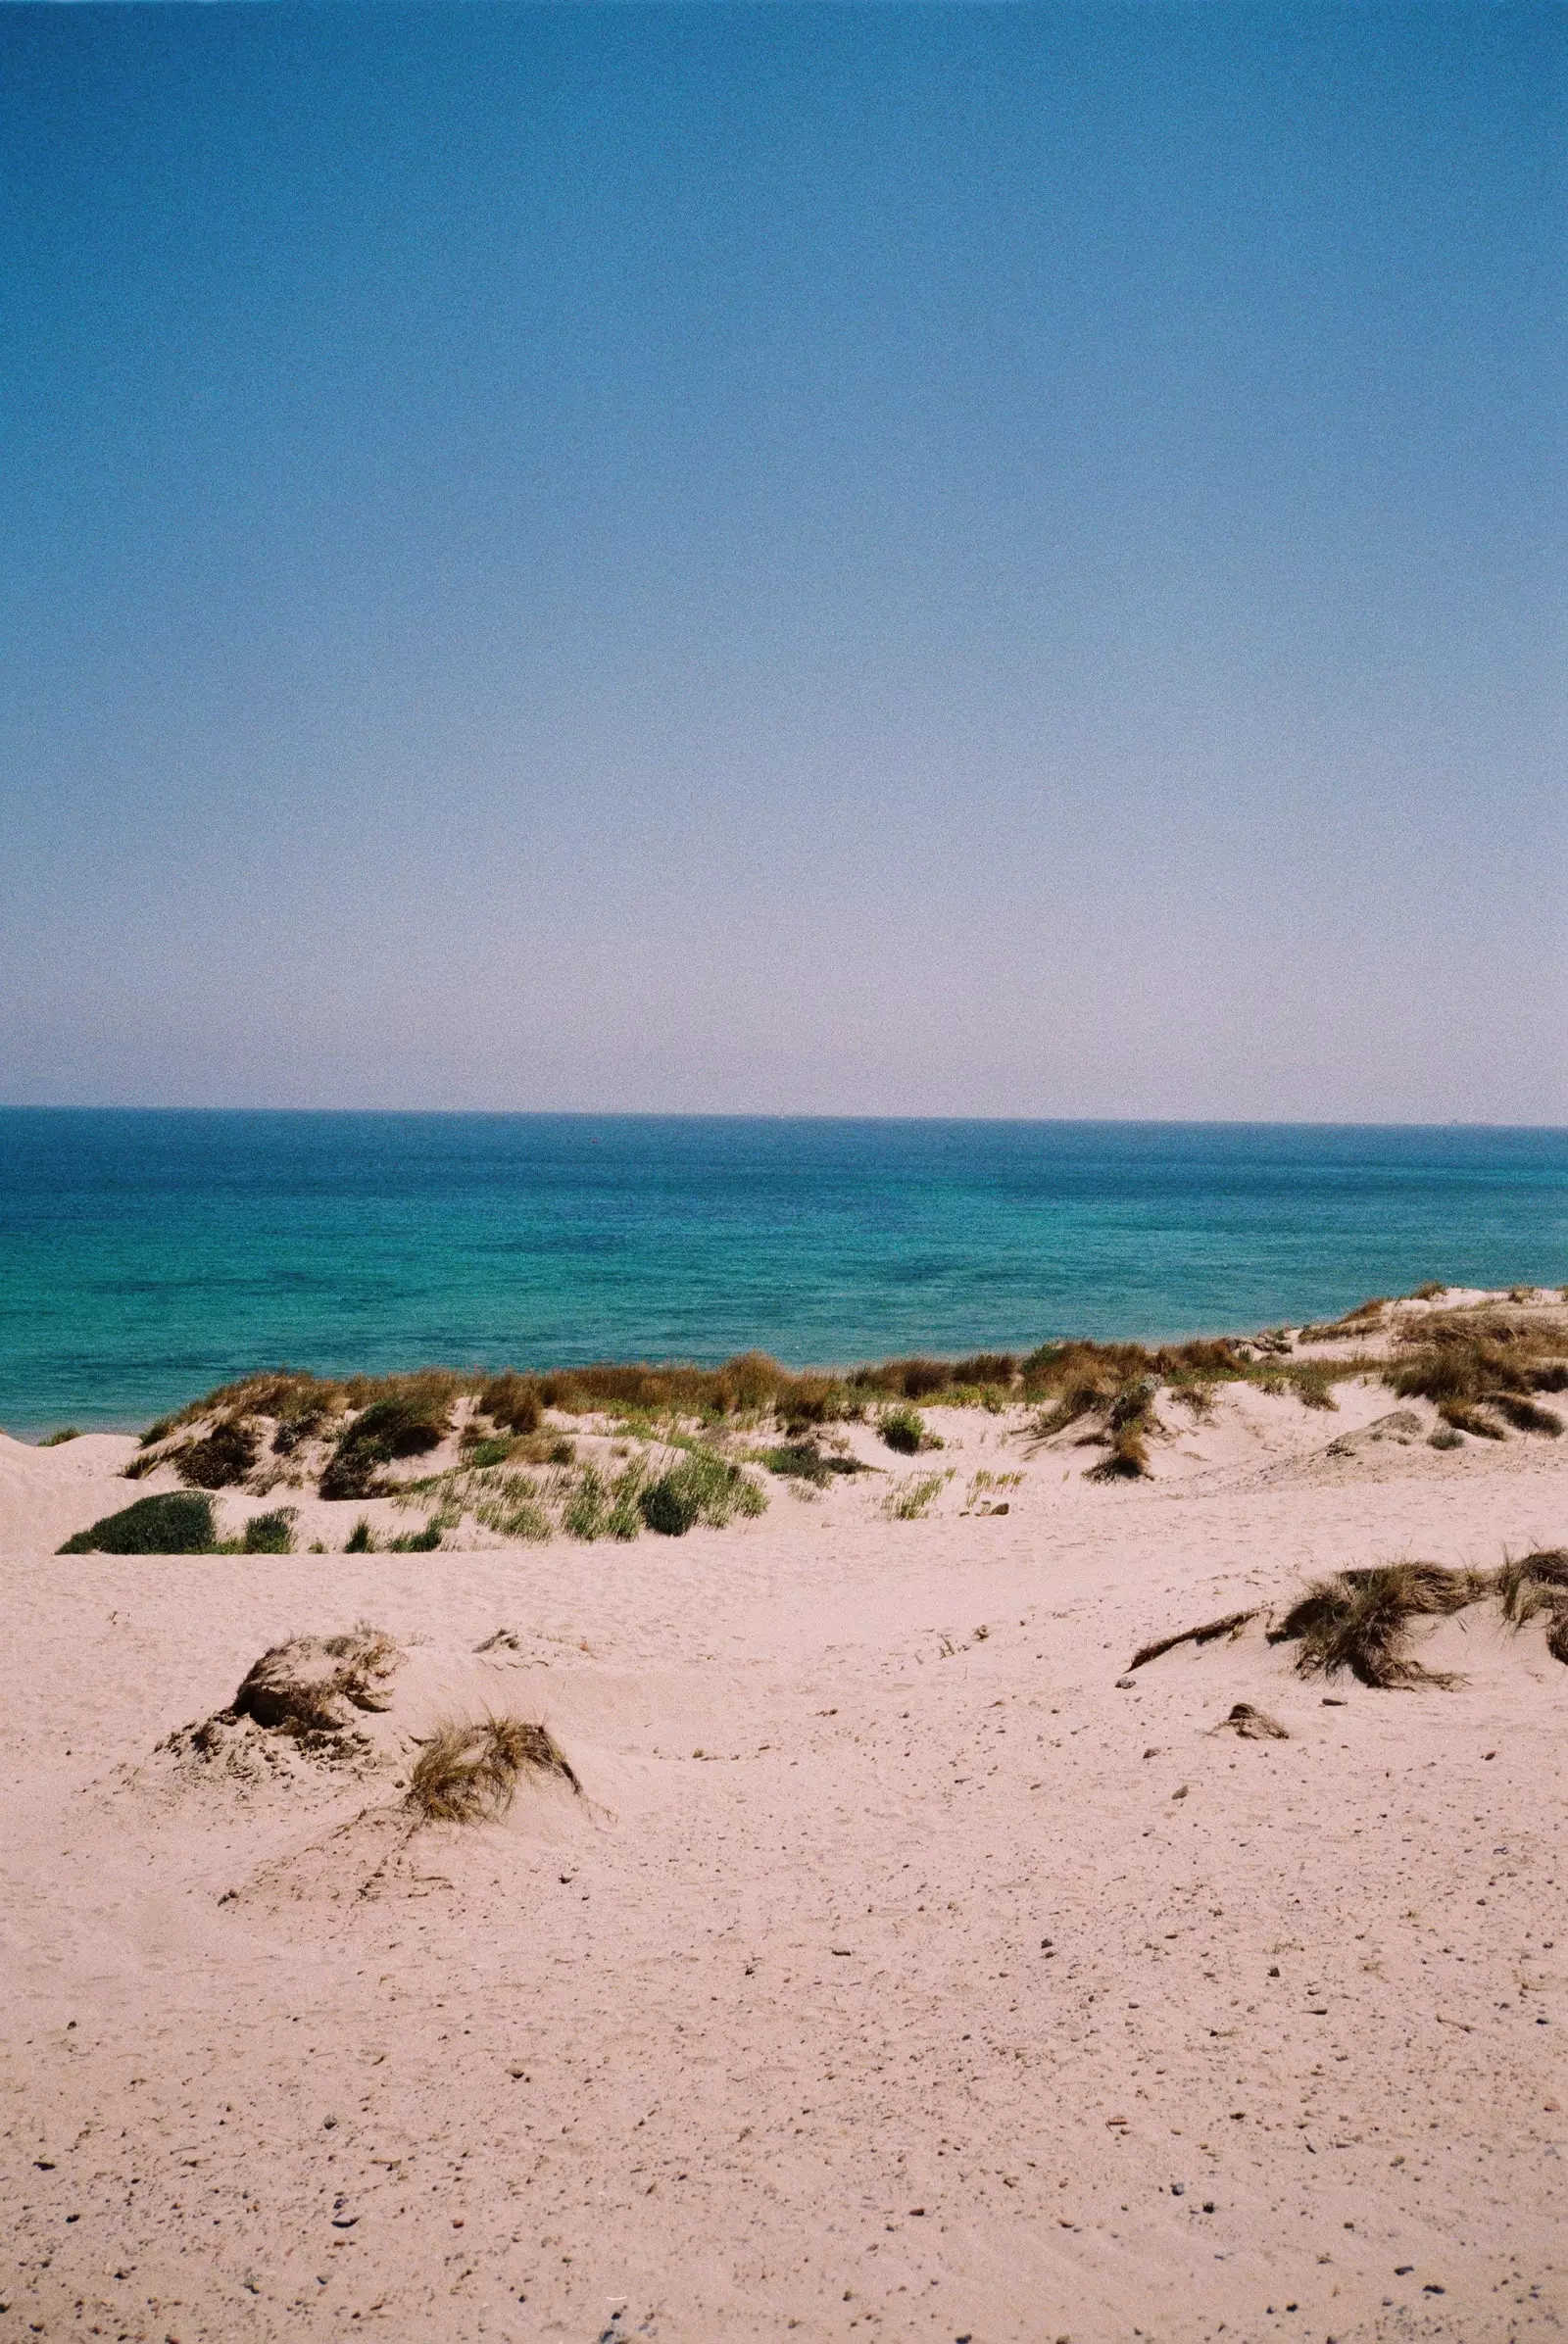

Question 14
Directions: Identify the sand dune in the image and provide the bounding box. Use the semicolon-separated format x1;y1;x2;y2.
3;1320;1565;2340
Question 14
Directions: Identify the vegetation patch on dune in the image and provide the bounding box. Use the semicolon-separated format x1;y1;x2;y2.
60;1490;218;1554
319;1380;456;1500
639;1446;767;1536
1135;1540;1568;1694
882;1469;953;1521
1271;1562;1485;1688
118;1291;1567;1530
1386;1310;1567;1441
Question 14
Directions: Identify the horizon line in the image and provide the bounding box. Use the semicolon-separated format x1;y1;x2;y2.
2;1106;1565;1135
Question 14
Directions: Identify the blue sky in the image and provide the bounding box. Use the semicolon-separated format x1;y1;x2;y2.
2;4;1562;1118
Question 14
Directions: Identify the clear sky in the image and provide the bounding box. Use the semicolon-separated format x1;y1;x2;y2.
2;4;1562;1120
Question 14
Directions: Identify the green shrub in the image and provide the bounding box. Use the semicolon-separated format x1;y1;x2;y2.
344;1517;378;1552
759;1441;869;1486
877;1403;940;1456
640;1474;700;1536
606;1466;646;1539
59;1491;217;1555
639;1446;765;1536
242;1508;297;1554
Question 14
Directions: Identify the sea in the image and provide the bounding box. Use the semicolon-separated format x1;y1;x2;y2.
1;1110;1564;1436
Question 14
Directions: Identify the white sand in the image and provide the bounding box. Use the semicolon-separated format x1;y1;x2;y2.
3;1365;1565;2342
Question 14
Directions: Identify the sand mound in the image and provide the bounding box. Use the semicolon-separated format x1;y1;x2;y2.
1213;1700;1290;1738
1325;1406;1425;1459
229;1624;401;1732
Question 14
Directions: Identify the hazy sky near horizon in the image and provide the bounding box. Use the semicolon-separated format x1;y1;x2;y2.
3;4;1563;1120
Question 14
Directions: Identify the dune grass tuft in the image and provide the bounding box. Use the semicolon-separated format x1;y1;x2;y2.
1085;1381;1158;1481
388;1517;444;1552
1495;1549;1568;1664
176;1413;260;1490
1388;1310;1568;1443
881;1469;952;1521
319;1380;455;1501
1270;1562;1484;1688
639;1447;766;1536
758;1441;870;1487
40;1427;81;1445
406;1715;579;1823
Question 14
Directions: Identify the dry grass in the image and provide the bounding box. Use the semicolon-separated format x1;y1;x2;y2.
1496;1549;1568;1664
1298;1297;1391;1343
1270;1562;1486;1688
1388;1309;1568;1442
405;1715;579;1823
1084;1380;1158;1481
1496;1546;1568;1619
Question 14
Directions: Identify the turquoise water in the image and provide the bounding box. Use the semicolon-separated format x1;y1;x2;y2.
1;1111;1564;1436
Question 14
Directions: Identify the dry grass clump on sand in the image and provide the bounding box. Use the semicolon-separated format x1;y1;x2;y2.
1270;1563;1488;1688
1298;1297;1391;1343
1137;1547;1568;1694
406;1716;579;1823
1495;1549;1568;1663
1387;1309;1568;1440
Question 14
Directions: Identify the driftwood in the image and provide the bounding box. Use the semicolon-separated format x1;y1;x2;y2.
1127;1609;1259;1672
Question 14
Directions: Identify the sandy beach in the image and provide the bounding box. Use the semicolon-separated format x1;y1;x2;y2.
3;1301;1565;2343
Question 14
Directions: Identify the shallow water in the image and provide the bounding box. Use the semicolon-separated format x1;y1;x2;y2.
1;1110;1564;1432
